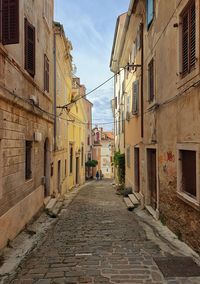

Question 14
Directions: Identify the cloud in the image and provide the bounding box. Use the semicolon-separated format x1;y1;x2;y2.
54;0;129;131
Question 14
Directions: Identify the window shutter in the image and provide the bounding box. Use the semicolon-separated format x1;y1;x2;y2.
190;2;196;69
182;12;189;75
44;55;49;92
182;1;196;76
2;0;19;44
25;18;35;76
148;59;154;102
132;80;139;115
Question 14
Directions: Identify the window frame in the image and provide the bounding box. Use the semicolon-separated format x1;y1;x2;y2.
146;0;154;29
44;54;49;92
180;0;196;77
1;0;19;45
69;143;73;174
25;140;32;180
148;59;154;103
24;18;35;77
177;143;200;208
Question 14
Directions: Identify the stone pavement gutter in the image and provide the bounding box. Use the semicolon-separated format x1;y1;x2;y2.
0;181;94;284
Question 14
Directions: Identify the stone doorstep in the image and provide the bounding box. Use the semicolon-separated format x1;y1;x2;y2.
128;194;140;205
45;198;57;211
123;197;135;210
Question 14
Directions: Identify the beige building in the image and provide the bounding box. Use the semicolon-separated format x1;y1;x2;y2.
0;0;54;249
67;78;87;188
111;0;200;253
53;22;73;195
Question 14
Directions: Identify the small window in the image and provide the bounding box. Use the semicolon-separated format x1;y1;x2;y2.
180;150;196;198
1;0;19;44
87;135;90;145
25;141;32;180
44;54;49;92
70;144;73;174
25;19;35;77
132;80;139;115
148;59;154;102
146;0;154;28
181;0;196;77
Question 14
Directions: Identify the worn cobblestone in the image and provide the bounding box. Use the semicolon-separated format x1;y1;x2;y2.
6;180;200;284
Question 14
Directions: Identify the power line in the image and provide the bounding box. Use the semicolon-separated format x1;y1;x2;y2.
57;65;128;109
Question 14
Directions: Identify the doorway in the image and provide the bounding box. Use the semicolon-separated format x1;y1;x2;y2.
76;157;79;185
134;147;140;192
57;160;61;193
147;149;157;210
44;138;50;197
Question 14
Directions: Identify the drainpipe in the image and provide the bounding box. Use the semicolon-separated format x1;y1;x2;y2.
53;32;57;151
140;23;144;138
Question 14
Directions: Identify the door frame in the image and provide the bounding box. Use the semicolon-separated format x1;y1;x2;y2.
145;145;159;219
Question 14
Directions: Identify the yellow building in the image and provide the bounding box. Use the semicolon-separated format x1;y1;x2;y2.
67;78;87;188
53;22;73;195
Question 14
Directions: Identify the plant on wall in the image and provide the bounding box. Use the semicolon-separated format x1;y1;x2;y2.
114;151;125;185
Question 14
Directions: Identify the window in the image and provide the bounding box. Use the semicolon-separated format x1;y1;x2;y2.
25;141;32;180
148;59;154;102
181;0;196;76
127;146;130;168
81;145;84;167
146;0;154;28
44;55;49;92
25;19;35;77
132;80;139;115
87;135;90;145
69;144;73;174
180;150;196;198
1;0;19;44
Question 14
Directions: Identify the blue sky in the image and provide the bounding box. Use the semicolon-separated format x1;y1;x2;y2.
54;0;129;130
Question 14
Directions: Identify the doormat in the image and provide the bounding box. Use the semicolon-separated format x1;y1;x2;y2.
153;256;200;278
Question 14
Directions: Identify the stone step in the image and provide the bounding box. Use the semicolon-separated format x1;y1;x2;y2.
128;194;140;205
133;191;142;201
45;198;57;211
123;197;134;211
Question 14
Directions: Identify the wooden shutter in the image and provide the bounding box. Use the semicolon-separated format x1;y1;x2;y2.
182;1;196;76
190;2;196;69
44;55;49;92
2;0;19;44
25;18;35;76
132;80;139;115
148;59;154;102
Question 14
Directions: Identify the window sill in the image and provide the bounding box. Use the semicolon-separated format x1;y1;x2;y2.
177;191;200;211
177;66;199;90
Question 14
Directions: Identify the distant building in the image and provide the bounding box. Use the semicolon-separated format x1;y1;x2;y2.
83;98;93;178
92;127;114;178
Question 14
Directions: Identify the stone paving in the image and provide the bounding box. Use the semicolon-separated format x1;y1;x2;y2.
6;180;200;284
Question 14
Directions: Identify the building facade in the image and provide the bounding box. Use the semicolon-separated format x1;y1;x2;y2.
111;0;200;253
67;78;87;188
0;0;54;248
53;22;72;196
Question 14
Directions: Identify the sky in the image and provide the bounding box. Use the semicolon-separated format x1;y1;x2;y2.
54;0;130;131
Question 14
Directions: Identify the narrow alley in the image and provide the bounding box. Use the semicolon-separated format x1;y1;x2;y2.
6;180;200;284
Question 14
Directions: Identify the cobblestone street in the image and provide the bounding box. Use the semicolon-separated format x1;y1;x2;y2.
7;180;200;284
